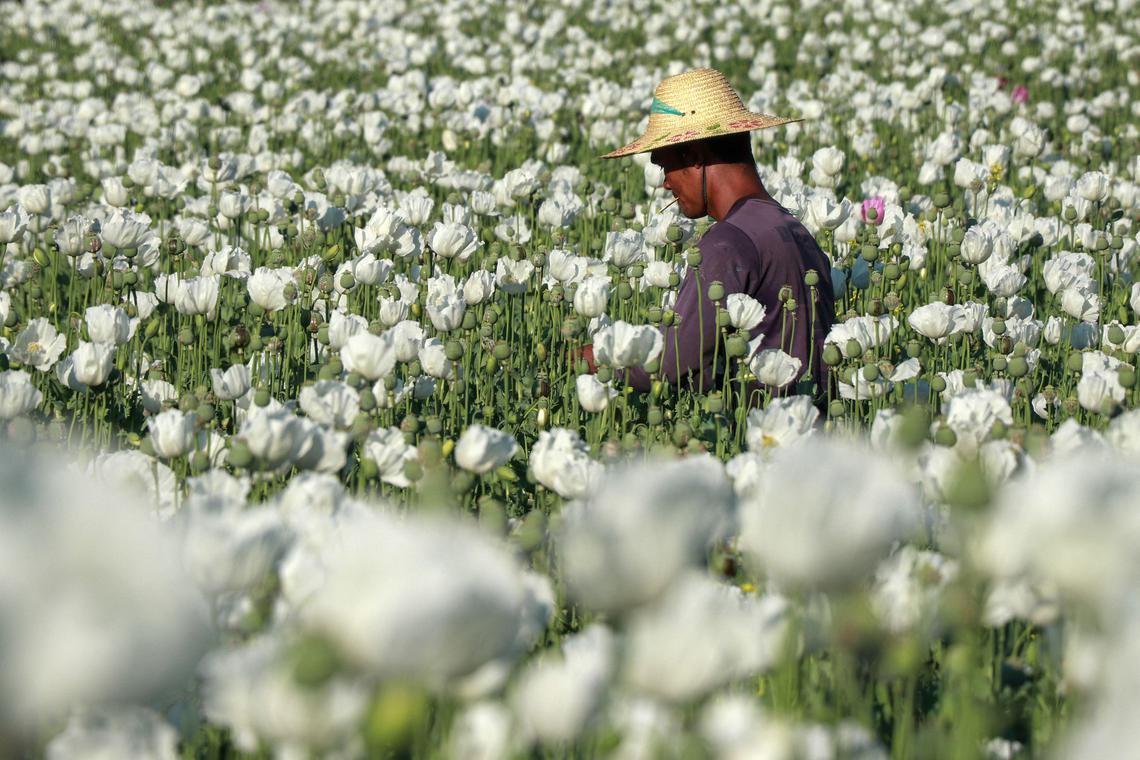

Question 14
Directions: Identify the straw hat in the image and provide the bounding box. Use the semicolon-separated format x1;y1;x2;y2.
600;68;801;159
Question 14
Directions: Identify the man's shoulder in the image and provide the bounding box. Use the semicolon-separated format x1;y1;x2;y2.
698;217;757;258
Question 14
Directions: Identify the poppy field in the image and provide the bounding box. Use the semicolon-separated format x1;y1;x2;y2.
1;0;1138;757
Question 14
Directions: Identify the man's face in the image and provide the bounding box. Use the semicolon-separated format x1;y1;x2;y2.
651;145;705;219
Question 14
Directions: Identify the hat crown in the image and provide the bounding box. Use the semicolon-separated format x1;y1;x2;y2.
651;68;746;122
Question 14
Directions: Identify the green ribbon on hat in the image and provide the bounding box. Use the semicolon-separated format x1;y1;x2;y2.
650;97;685;116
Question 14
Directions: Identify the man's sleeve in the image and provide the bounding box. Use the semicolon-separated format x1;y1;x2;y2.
626;234;747;392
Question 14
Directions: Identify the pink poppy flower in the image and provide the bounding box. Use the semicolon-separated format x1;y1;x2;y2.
1011;85;1029;104
861;197;885;226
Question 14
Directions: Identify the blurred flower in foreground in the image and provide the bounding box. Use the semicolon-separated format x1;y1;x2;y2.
738;438;920;590
298;510;551;690
0;448;212;731
558;456;735;613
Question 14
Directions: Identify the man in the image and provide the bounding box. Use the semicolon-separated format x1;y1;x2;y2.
590;68;835;404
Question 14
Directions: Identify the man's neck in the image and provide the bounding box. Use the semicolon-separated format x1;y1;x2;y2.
706;166;771;221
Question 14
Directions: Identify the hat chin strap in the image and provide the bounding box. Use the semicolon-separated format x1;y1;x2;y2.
701;164;709;218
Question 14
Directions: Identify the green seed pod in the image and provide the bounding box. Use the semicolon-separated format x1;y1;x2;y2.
425;416;443;435
402;459;423;482
845;338;863;359
991;318;1006;335
725;335;749;357
1119;365;1137;388
860;244;878;262
647;306;663;323
515;509;546;551
359;388;376;411
1108;323;1126;345
596;366;613;384
862;363;880;381
933;425;957;447
828;399;845;418
190;450;210;474
668;271;681;287
671;422;692;447
817;344;841;368
339;272;355;290
805;269;820;286
931;375;948;393
647;406;664;426
254;388;271;407
705;394;724;413
400;414;421;434
905;339;922;359
228;439;254;469
1007;356;1029;377
617;281;633;300
992;355;1008;372
492;341;511;360
196;403;215;424
178;327;195;346
1066;352;1084;373
445;341;463;361
707;281;726;301
715;308;732;328
933;192;951;208
686;249;703;267
883;263;900;281
778;285;793;302
359;457;380;479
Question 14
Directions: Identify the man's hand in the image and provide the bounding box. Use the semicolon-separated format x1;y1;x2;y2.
567;344;597;374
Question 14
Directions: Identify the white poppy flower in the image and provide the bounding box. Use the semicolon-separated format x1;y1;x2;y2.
455;424;518;475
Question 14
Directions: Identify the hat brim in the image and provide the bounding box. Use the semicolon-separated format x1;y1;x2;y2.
599;113;803;159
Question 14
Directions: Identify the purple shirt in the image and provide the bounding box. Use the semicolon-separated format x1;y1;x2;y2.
627;196;835;400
